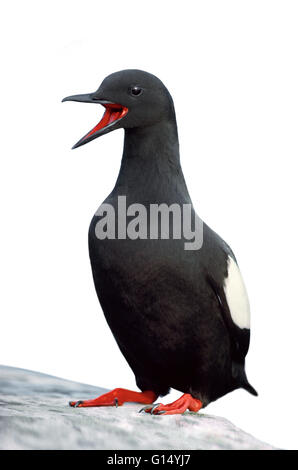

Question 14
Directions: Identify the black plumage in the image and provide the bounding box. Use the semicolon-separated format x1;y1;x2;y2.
63;69;257;409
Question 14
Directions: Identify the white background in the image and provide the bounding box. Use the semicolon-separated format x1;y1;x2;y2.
1;0;297;449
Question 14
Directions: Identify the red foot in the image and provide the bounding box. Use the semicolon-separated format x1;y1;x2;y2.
142;393;202;416
69;388;157;408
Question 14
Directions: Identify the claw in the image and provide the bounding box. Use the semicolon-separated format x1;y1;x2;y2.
69;400;79;407
150;403;161;415
74;400;83;408
156;410;166;415
138;405;153;413
114;398;118;408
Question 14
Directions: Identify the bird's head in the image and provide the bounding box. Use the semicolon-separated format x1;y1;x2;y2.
62;69;174;149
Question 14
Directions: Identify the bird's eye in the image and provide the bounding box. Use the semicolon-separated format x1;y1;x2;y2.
130;86;143;96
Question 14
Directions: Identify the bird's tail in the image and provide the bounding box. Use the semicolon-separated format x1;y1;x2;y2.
233;361;258;396
241;379;258;396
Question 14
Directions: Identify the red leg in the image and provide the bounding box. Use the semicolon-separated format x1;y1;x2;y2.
141;393;202;416
69;388;157;408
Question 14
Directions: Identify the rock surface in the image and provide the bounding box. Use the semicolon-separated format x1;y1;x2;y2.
0;365;275;450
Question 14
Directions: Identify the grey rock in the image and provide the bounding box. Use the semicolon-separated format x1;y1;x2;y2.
0;365;275;450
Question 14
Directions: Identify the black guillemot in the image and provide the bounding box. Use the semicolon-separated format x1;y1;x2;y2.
63;69;257;415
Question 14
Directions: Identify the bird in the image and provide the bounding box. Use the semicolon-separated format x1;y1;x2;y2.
62;69;257;415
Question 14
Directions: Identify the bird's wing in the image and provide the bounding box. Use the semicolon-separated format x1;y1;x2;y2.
207;251;251;361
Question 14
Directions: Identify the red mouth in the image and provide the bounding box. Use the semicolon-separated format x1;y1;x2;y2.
83;103;128;141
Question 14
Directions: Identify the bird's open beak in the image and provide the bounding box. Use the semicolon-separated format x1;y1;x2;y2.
62;93;129;149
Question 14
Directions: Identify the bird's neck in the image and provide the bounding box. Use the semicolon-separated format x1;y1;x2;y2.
113;119;190;202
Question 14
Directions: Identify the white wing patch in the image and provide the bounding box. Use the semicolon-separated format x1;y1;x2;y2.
224;256;250;329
